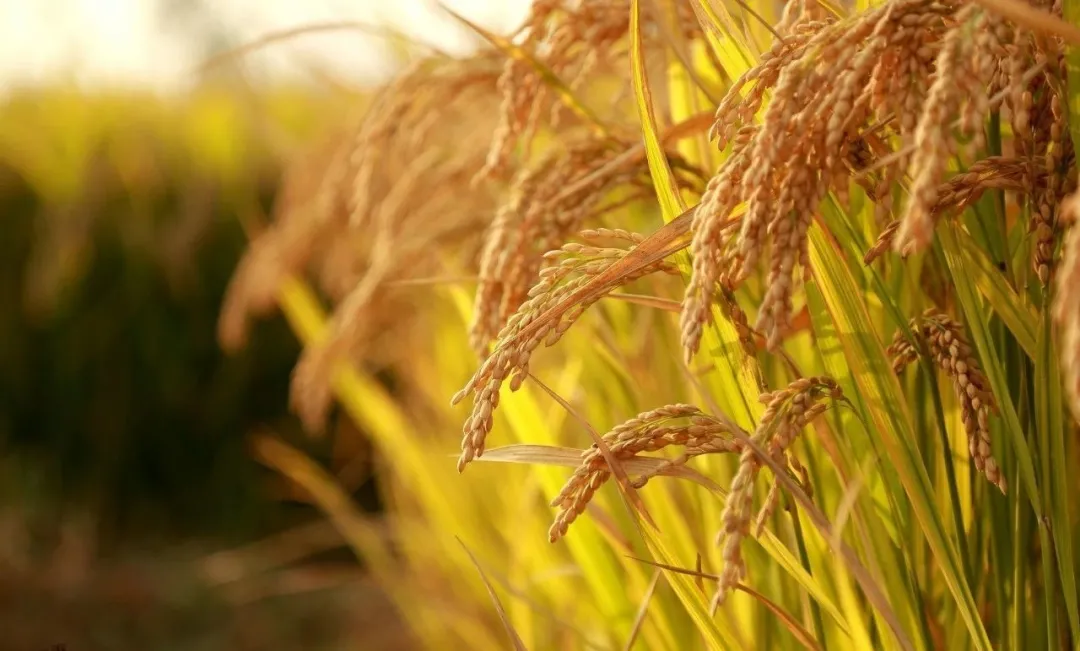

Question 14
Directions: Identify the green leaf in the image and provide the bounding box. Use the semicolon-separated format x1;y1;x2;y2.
1036;304;1079;640
756;531;853;637
808;223;993;651
630;0;686;221
630;1;762;431
953;225;1038;359
938;222;1042;514
458;538;529;651
640;522;746;650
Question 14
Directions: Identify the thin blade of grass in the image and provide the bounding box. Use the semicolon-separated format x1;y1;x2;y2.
1036;304;1080;640
639;522;744;650
754;533;853;637
476;444;725;494
631;0;765;430
733;584;822;651
606;293;682;312
250;434;391;570
631;0;687;221
468;561;612;651
689;0;757;78
195;21;447;75
627;557;824;651
457;537;529;651
648;0;721;106
623;570;663;651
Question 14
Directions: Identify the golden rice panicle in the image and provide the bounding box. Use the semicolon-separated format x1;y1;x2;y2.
685;0;984;356
475;0;708;182
707;23;821;152
1030;51;1075;286
347;56;501;227
1054;193;1080;425
777;0;830;34
888;311;1006;492
714;377;840;607
469;137;651;355
680;126;755;363
869;2;944;141
867;156;1041;264
895;7;1009;256
475;1;634;182
548;405;736;542
454;239;680;471
277;59;501;431
886;327;920;374
475;0;560;182
218;128;354;353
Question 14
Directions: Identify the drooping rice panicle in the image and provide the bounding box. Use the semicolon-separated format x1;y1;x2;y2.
888;311;1006;492
714;377;841;607
548;405;737;542
454;236;680;470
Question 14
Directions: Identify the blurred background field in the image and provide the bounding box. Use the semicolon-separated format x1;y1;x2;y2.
0;86;407;649
0;3;528;648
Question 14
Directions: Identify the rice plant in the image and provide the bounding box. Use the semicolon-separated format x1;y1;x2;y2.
223;0;1080;648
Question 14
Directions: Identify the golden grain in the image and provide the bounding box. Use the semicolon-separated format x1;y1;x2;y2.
888;311;1006;492
714;377;841;606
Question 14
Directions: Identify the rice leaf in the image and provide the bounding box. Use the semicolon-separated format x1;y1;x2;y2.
249;434;392;571
1036;304;1080;640
458;538;530;651
808;223;993;651
628;557;825;651
630;0;687;222
754;532;853;637
633;0;763;430
953;226;1038;359
639;522;745;650
938;222;1042;512
623;570;662;651
729;428;914;651
689;0;756;79
480;446;851;637
733;584;823;651
478;443;723;494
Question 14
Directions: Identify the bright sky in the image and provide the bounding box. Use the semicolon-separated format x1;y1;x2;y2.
0;0;529;93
